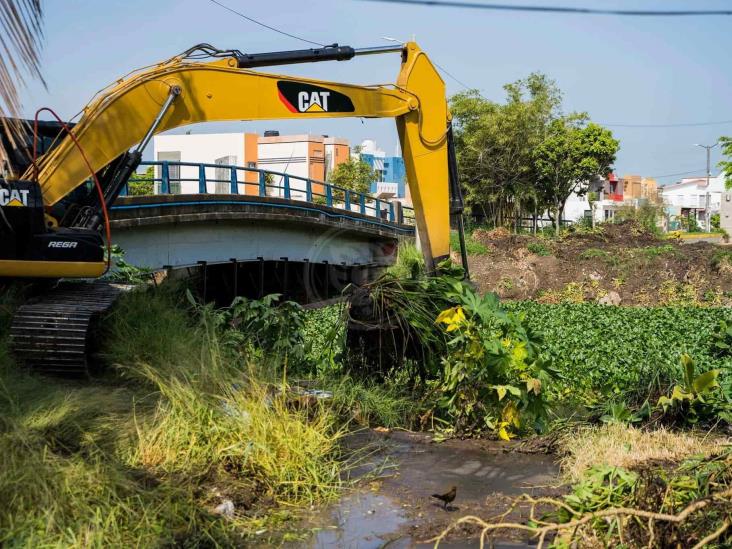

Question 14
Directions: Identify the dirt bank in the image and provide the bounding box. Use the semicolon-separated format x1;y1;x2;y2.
465;223;732;306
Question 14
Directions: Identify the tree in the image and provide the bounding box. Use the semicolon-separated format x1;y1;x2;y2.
450;73;561;226
720;137;732;189
534;115;619;235
327;156;376;195
127;166;154;196
0;1;44;174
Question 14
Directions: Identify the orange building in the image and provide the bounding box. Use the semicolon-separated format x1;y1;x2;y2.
621;174;659;202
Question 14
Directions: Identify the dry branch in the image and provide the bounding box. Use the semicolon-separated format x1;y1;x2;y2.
427;488;732;549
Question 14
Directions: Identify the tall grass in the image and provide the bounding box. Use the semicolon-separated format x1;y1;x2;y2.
0;284;345;546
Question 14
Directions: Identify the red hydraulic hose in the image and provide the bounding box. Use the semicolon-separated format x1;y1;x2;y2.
32;108;113;274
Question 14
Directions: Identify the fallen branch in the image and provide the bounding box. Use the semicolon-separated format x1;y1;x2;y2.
426;487;732;549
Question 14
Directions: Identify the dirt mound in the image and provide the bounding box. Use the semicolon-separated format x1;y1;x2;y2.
469;226;732;306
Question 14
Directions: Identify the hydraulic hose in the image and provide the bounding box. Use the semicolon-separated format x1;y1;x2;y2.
32;108;113;274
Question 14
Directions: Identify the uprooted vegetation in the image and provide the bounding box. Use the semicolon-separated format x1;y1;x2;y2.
465;221;732;306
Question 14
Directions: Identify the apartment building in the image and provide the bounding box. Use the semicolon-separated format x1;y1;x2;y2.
153;132;259;194
152;131;350;199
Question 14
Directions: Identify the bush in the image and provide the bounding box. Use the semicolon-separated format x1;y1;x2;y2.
527;242;551;256
712;212;721;229
613;202;663;235
450;230;490;255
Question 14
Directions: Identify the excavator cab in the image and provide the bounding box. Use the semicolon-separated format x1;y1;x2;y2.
0;120;106;278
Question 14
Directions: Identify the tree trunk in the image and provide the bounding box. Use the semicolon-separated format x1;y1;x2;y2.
555;204;561;237
591;202;596;229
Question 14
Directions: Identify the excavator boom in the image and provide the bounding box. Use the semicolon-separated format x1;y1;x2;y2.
27;42;452;270
1;41;465;376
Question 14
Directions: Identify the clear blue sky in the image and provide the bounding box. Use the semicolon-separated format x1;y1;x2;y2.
23;0;732;183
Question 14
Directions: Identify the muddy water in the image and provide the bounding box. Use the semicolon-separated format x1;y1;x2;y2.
296;430;561;548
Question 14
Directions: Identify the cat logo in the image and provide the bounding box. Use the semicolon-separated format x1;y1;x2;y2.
0;188;29;207
277;81;355;114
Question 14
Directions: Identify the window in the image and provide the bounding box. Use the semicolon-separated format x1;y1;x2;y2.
215;155;237;193
247;161;256;169
157;151;181;193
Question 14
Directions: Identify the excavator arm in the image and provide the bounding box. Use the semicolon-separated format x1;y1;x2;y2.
27;42;452;272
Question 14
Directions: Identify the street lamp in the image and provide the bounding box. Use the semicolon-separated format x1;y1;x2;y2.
695;142;719;232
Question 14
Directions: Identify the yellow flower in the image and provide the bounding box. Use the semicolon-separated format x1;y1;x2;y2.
436;306;465;332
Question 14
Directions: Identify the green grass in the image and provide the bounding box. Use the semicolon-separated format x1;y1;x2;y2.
637;244;676;259
579;248;611;260
527;242;552;256
386;240;425;279
450;230;489;255
0;284;346;546
711;249;732;270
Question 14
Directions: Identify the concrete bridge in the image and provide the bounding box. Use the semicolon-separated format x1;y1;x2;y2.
109;161;415;303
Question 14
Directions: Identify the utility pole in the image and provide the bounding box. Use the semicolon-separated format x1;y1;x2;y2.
695;142;719;232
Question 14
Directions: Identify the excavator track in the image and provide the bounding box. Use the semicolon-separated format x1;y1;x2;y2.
9;281;123;376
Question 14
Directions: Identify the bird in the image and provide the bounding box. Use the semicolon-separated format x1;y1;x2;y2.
431;486;457;510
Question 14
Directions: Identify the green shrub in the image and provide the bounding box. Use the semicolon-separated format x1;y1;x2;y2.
386;240;425;279
450;230;489;255
711;249;732;270
505;301;732;401
527;242;551;256
579;248;610;260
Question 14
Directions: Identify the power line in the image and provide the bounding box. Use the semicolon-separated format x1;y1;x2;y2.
208;0;325;47
601;120;732;129
432;61;476;91
650;169;707;179
358;0;732;16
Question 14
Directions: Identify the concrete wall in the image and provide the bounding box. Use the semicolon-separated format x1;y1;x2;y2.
113;220;384;270
720;192;732;234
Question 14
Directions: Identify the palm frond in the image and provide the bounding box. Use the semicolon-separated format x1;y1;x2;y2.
0;0;44;175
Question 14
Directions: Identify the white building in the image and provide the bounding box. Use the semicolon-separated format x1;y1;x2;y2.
151;131;349;199
660;174;725;231
152;132;259;194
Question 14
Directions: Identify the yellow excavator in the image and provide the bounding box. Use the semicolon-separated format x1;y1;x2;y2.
0;41;468;374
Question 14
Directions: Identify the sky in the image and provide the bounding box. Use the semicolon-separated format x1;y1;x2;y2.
21;0;732;184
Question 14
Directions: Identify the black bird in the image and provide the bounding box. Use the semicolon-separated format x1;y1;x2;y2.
431;486;457;510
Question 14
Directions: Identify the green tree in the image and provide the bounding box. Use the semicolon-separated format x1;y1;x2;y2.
720;137;732;189
450;73;561;226
127;166;155;196
327;155;376;195
534;115;619;235
0;1;44;173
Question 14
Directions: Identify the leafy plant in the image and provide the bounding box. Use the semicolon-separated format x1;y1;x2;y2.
558;465;638;521
657;354;727;425
711;319;732;358
579;247;610;260
505;301;732;401
598;400;650;425
227;293;307;366
527;241;551;256
106;245;152;284
711;249;732;271
432;287;553;438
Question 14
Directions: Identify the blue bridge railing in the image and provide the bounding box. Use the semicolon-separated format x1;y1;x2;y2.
120;161;415;226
